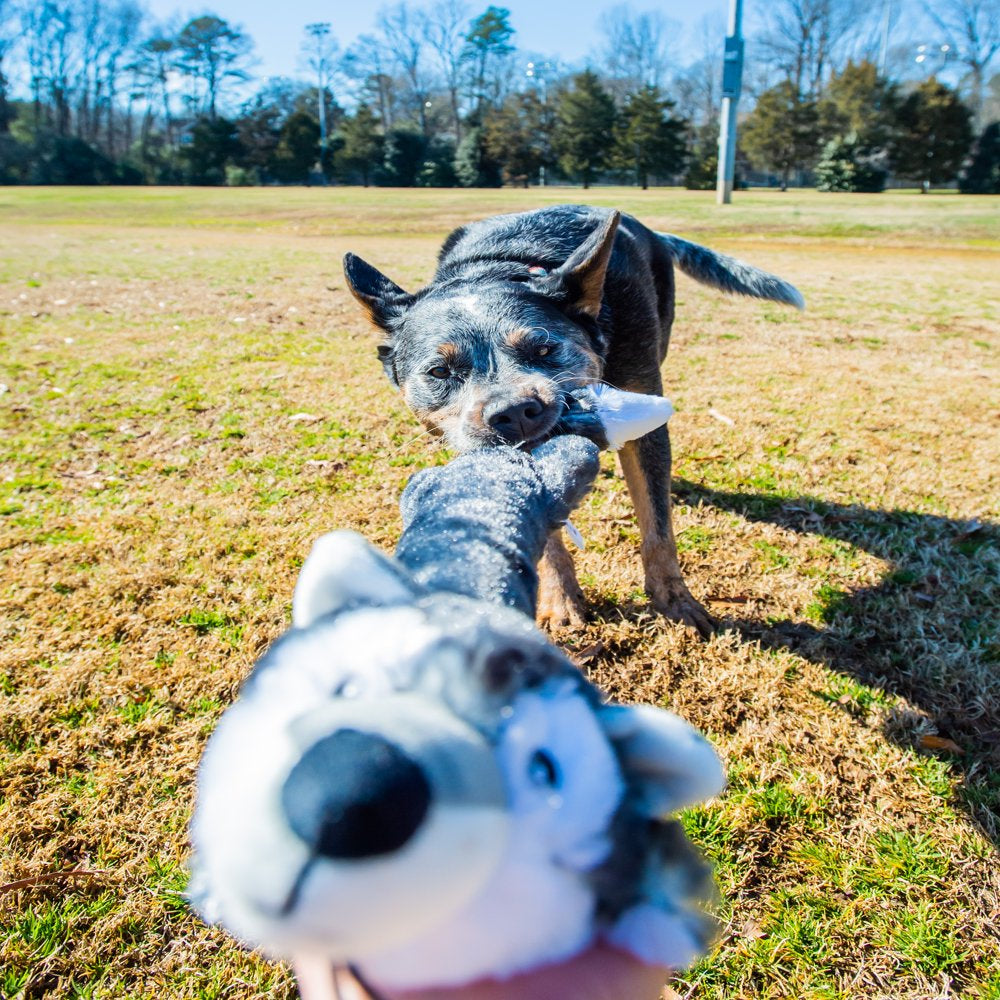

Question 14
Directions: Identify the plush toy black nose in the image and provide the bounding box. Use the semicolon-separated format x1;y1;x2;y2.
281;729;431;860
486;397;549;443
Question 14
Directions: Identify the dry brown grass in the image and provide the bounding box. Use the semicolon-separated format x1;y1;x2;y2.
1;187;998;999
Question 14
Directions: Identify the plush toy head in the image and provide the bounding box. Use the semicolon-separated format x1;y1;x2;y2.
191;545;723;991
190;430;723;992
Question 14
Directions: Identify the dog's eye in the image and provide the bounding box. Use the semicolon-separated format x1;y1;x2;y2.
427;366;450;380
528;749;560;788
534;345;553;358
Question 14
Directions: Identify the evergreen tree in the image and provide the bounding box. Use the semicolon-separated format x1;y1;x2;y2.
740;80;823;189
553;70;617;189
271;110;320;184
959;122;1000;194
613;84;687;189
464;6;516;114
235;97;282;181
336;104;382;186
822;61;899;150
181;115;240;184
417;139;458;187
684;122;718;190
378;128;428;186
174;16;254;119
889;78;974;191
454;124;502;187
482;90;552;186
814;132;887;192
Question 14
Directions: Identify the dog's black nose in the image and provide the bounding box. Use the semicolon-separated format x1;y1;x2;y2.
281;729;431;860
486;397;549;443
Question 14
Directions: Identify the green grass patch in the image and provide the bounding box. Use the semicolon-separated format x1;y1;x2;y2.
754;538;791;571
805;582;852;623
56;699;100;729
6;892;115;963
816;674;893;714
677;525;715;555
146;855;190;921
177;609;234;634
117;695;166;725
885;900;967;976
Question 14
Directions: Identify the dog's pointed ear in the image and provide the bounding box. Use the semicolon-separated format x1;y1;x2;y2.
599;703;725;817
292;531;419;629
538;210;620;318
376;343;400;387
343;253;413;332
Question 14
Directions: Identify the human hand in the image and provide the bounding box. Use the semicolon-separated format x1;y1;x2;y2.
294;943;678;1000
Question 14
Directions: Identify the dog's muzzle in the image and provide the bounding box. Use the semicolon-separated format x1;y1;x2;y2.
483;394;559;445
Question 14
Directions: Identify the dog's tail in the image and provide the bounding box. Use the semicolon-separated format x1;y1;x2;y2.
657;233;805;310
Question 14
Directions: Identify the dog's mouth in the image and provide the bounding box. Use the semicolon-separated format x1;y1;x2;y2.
495;404;563;450
456;392;564;451
437;382;601;453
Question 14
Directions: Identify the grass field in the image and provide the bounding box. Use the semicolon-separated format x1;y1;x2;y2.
1;186;998;1000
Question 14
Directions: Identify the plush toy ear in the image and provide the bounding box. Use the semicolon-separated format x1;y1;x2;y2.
292;531;418;629
599;704;725;816
535;210;620;318
343;253;414;332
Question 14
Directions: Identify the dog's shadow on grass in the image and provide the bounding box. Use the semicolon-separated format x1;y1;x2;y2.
674;478;1000;846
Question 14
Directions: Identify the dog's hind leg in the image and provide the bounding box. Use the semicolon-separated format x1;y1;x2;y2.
537;531;587;629
617;426;716;637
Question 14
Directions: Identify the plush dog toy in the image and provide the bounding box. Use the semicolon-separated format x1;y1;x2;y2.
189;388;723;994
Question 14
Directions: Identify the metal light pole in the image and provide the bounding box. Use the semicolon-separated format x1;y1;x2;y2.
878;0;893;76
306;22;331;180
716;0;744;205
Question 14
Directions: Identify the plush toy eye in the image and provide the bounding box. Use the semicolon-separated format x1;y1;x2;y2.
334;677;361;699
528;749;560;788
428;365;450;380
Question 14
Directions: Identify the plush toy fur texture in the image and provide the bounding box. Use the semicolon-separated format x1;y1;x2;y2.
190;435;724;990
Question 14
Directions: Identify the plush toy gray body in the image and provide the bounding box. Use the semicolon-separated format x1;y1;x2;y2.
190;429;723;991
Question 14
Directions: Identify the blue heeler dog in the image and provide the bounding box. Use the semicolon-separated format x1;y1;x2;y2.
343;204;803;635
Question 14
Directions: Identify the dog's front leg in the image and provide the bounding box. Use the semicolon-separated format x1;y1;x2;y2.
617;426;716;637
537;531;587;628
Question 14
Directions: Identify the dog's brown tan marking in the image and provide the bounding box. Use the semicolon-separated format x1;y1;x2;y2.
436;342;462;367
537;532;588;629
563;210;620;318
405;383;494;449
617;433;715;636
406;395;463;439
509;375;559;409
504;328;535;350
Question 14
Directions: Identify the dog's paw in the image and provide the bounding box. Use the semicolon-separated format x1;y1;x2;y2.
649;580;717;638
537;583;588;629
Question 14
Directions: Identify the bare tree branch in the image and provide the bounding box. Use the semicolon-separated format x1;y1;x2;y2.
595;3;679;100
422;0;469;140
923;0;1000;124
378;2;434;135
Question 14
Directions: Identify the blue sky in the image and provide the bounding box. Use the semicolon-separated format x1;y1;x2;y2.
144;0;734;82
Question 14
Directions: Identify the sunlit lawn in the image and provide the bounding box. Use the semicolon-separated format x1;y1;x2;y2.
1;185;998;999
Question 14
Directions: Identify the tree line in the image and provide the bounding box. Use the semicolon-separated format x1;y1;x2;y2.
0;0;997;192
